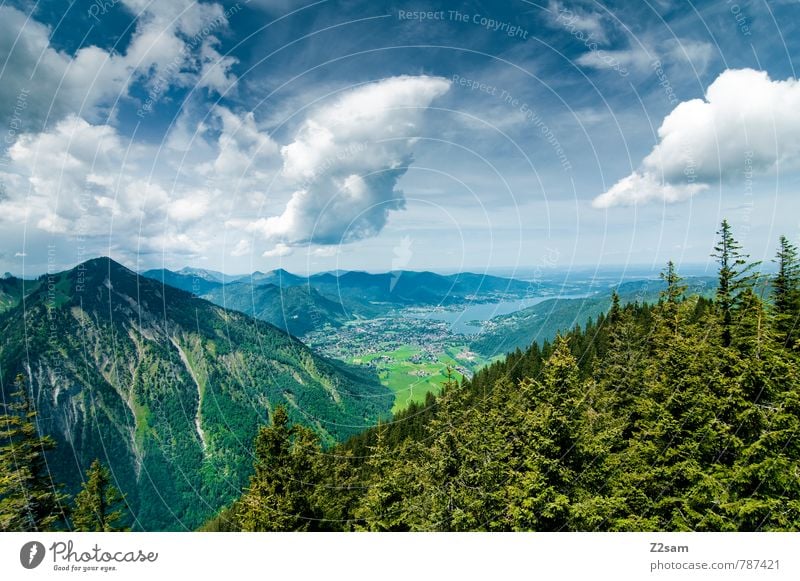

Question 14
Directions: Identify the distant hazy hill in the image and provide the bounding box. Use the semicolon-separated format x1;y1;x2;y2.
140;267;224;295
306;270;534;305
202;282;350;336
235;268;308;287
0;258;392;530
0;275;31;312
471;277;717;357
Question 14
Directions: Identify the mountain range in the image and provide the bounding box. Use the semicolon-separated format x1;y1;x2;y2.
140;266;537;335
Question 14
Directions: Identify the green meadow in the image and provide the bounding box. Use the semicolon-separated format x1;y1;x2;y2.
352;345;484;413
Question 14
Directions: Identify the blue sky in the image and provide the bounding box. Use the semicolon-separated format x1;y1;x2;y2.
1;0;799;276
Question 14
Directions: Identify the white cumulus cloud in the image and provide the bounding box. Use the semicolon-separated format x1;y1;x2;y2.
246;75;451;246
0;71;450;266
262;243;293;258
594;68;800;208
199;106;279;181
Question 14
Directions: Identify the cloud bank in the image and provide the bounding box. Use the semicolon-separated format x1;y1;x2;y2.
594;68;800;208
0;1;237;130
0;73;449;265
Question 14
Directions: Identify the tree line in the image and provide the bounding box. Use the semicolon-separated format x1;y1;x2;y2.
206;220;800;531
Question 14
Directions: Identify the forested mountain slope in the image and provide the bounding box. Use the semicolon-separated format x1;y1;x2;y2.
0;275;35;313
0;257;392;530
470;277;717;357
201;282;351;337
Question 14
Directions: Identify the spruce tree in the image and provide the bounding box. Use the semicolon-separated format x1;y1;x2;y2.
288;425;324;530
608;290;622;324
772;235;800;348
712;219;759;347
506;337;585;530
659;261;687;336
0;374;67;531
425;383;512;531
353;425;409;531
238;406;306;531
72;459;127;531
313;449;360;531
726;349;800;530
411;370;471;530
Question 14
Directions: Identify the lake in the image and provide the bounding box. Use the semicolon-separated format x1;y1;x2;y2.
404;295;587;335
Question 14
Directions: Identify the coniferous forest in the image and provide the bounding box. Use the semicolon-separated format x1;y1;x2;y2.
2;221;799;532
203;221;800;532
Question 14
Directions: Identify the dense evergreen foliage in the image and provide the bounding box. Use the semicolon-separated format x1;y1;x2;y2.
72;459;128;532
210;224;800;531
1;376;129;531
773;235;800;350
0;374;68;531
